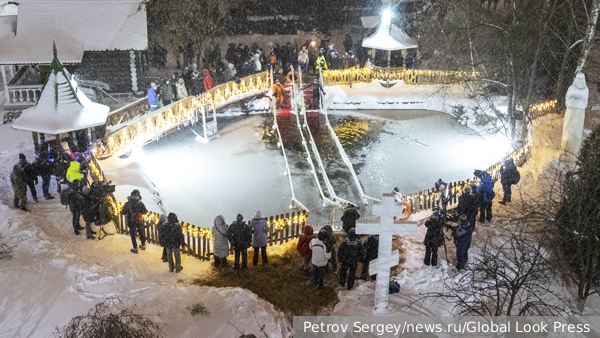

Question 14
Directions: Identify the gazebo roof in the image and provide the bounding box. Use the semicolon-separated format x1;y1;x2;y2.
362;10;418;51
12;44;109;134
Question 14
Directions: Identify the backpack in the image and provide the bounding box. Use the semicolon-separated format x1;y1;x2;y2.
129;204;144;227
60;187;73;206
512;170;521;185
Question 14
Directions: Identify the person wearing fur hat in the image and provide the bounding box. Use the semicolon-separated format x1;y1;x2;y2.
212;215;230;268
250;210;270;266
227;214;252;270
120;190;148;254
165;213;184;273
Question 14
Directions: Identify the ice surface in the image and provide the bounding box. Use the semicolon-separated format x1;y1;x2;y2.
99;108;512;227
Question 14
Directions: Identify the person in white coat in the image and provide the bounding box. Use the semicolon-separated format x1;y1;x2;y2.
175;78;188;100
309;228;331;289
298;46;309;73
253;52;262;73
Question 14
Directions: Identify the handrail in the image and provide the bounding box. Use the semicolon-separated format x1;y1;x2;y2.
319;68;380;205
271;94;310;214
108;97;147;116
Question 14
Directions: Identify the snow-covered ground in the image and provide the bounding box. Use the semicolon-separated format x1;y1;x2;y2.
0;123;291;337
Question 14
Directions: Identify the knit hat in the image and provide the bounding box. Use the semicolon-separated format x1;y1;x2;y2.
19;153;26;160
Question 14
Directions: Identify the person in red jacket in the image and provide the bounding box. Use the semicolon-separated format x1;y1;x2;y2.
296;225;314;272
203;69;214;91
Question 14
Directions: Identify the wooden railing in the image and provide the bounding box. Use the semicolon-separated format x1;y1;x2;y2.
322;67;479;86
89;152;308;261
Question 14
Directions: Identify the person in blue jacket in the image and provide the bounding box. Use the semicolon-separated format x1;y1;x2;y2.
147;82;159;111
474;169;495;223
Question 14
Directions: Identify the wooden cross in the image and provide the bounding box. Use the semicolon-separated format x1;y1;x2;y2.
356;193;418;309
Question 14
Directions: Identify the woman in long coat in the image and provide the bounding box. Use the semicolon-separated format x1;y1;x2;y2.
212;215;230;267
250;210;269;266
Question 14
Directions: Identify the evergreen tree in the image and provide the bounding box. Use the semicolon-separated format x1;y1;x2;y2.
556;125;600;312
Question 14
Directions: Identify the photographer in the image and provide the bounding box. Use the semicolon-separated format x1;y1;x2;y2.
121;190;148;254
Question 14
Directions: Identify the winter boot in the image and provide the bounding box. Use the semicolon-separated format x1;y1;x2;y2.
176;266;183;273
74;230;80;235
498;200;506;205
140;245;146;250
131;248;138;254
87;236;95;240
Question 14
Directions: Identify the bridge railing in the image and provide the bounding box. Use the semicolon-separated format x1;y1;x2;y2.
95;71;270;158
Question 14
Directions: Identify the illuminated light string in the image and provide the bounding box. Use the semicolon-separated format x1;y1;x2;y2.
94;73;270;158
322;67;480;86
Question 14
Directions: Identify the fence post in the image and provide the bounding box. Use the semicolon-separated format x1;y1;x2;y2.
269;216;274;247
191;225;197;258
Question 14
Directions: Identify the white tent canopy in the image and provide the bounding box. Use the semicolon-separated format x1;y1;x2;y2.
12;46;109;134
362;9;417;51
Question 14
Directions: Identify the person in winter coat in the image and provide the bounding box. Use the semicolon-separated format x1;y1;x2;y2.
327;44;338;57
161;80;174;105
289;46;298;69
10;164;28;211
147;83;158;111
451;214;474;270
269;52;277;73
66;159;83;184
474;170;495;223
322;224;337;273
308;42;319;74
36;151;55;200
18;153;38;203
302;79;326;110
241;58;253;77
165;213;184;273
203;69;214;91
338;229;365;290
227;214;252;270
316;52;327;71
296;225;314;272
120;189;148;254
250;210;269;266
81;186;100;239
212;215;230;267
343;34;353;54
360;235;379;280
225;63;237;82
341;204;360;234
423;212;445;266
157;213;168;262
499;158;520;205
253;52;262;73
175;78;188;100
69;179;85;235
272;80;285;107
310;229;332;290
365;58;373;68
457;184;479;230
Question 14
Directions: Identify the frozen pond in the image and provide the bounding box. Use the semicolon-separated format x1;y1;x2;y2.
117;109;511;226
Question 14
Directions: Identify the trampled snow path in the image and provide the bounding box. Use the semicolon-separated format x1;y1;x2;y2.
0;124;291;337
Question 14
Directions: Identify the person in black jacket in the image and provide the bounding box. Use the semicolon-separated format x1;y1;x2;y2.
499;158;520;205
165;213;184;273
423;212;445;266
457;184;479;230
227;214;252;270
157;214;169;262
338;229;365;290
81;186;99;240
302;79;326;110
341;204;360;234
18;153;38;203
359;235;379;280
69;179;85;235
36;151;55;200
120;190;148;254
322;224;337;273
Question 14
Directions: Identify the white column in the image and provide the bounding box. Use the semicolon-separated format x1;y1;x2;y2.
9;65;14;77
130;51;138;92
1;65;9;103
561;73;589;155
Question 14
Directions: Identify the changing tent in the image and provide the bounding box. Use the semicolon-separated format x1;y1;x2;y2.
12;44;109;135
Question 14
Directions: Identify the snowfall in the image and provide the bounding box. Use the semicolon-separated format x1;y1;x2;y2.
2;83;600;337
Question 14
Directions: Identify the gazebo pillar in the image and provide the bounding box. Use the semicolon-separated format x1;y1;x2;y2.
402;49;408;69
32;132;39;151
